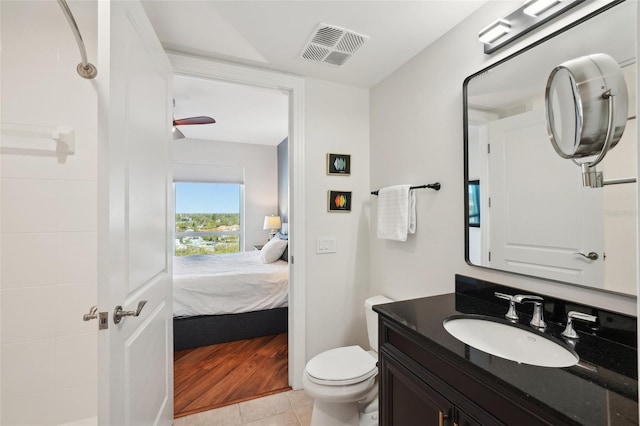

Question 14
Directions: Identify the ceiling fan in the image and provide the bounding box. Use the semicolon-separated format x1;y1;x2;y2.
172;115;216;139
172;100;216;139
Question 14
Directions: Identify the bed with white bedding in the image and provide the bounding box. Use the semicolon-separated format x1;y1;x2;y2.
172;248;289;351
173;251;289;318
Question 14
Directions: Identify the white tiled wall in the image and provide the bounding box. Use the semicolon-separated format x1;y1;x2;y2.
0;1;98;424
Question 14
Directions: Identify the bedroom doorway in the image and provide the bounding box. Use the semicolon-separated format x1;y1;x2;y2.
169;57;305;417
167;56;306;395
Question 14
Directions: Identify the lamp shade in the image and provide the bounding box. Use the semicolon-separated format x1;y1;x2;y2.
263;215;282;230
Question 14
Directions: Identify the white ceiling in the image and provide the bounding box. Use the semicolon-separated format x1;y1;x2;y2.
173;75;289;145
142;1;488;144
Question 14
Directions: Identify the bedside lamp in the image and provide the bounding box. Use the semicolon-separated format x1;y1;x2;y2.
263;215;281;240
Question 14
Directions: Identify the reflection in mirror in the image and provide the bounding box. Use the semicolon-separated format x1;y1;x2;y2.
464;0;637;296
468;180;481;228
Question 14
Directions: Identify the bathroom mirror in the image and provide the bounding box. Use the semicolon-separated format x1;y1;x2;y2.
464;0;637;296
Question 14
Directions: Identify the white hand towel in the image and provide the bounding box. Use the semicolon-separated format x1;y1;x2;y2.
376;185;416;241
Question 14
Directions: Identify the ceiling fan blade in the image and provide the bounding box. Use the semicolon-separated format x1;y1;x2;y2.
173;116;216;126
172;126;185;140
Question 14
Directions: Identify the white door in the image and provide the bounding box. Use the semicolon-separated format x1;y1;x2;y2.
488;109;604;287
97;1;173;425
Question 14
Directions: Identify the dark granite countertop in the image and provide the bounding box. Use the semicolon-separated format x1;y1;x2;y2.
373;277;638;426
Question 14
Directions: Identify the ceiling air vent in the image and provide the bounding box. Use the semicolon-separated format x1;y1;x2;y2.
300;24;369;66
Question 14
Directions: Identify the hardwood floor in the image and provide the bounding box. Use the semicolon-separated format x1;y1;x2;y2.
174;333;290;418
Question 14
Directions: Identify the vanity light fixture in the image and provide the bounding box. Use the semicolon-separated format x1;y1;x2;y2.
523;0;562;17
479;0;584;54
478;19;511;44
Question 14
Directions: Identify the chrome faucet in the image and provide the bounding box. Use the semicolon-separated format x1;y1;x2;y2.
495;293;547;330
561;311;597;339
513;295;546;330
494;292;519;321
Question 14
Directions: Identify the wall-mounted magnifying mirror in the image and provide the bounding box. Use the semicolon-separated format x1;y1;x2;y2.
546;53;629;187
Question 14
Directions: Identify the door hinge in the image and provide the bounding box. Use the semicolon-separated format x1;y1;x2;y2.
488;251;492;262
290;256;294;264
487;143;491;154
488;197;492;208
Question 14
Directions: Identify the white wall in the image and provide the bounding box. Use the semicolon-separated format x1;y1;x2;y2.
303;78;371;358
0;1;98;424
173;139;279;249
370;0;637;315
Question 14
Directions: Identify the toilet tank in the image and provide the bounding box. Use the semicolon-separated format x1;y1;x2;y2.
364;295;393;351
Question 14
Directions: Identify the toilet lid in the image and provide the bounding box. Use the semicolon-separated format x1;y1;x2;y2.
306;346;377;386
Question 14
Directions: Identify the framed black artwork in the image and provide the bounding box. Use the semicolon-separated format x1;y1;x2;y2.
327;153;351;175
328;190;352;212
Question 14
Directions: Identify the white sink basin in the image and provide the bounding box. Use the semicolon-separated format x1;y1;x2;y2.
443;315;579;368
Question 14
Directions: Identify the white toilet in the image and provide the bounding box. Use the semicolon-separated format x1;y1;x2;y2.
302;295;393;426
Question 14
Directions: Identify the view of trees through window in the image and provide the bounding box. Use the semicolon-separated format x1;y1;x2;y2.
174;182;241;256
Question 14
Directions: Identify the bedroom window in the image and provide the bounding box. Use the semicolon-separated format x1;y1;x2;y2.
174;182;242;256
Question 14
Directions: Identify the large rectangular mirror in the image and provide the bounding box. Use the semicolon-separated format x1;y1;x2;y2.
464;0;637;296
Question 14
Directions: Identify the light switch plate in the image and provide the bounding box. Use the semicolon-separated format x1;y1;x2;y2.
316;236;337;254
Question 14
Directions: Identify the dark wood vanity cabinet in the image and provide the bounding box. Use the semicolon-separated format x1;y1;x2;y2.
378;318;579;426
380;349;484;426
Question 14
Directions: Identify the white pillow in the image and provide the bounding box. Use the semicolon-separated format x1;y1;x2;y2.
259;238;288;263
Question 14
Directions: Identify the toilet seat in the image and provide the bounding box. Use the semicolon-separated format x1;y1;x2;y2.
306;345;378;386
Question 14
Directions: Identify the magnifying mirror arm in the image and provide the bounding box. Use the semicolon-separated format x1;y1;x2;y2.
589;90;616;168
571;91;616;187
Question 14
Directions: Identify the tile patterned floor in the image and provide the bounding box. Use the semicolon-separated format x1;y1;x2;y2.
174;390;313;426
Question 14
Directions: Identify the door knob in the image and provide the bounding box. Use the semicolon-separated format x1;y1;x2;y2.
113;300;147;324
82;305;108;329
83;305;98;321
574;252;599;260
